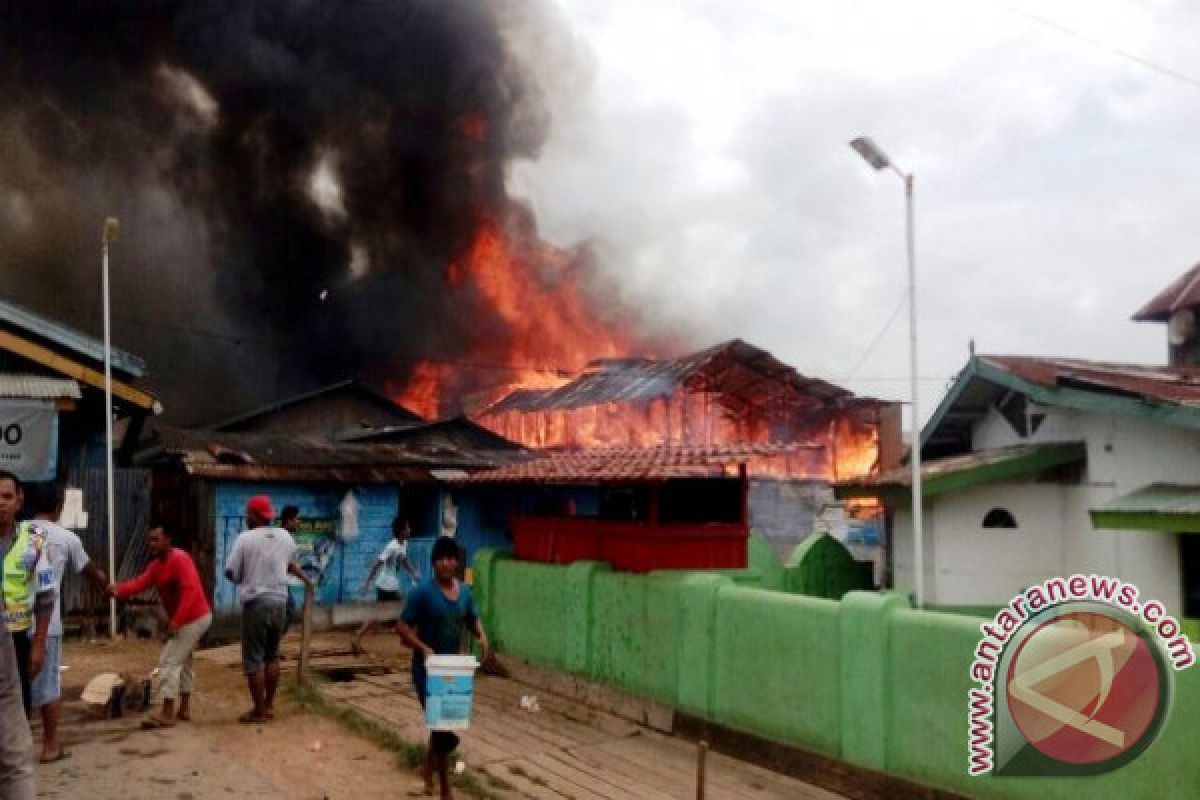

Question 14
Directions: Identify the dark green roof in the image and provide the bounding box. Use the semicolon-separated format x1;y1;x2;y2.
836;441;1086;503
1090;484;1200;533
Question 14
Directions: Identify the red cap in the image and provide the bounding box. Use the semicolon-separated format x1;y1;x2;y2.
246;494;275;521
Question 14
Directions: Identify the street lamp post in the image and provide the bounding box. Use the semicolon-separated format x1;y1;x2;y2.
102;217;120;638
849;136;924;609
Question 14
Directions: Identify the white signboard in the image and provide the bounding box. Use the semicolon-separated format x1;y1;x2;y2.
0;400;58;481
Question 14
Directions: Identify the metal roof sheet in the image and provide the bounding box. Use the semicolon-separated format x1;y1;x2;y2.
484;339;858;414
460;443;816;484
0;296;146;377
182;464;438;482
980;356;1200;408
1132;263;1200;322
848;442;1084;488
837;442;1087;503
141;425;516;477
0;375;81;400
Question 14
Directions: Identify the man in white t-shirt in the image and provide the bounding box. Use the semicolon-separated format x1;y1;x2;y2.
224;495;312;723
353;516;420;652
24;483;108;763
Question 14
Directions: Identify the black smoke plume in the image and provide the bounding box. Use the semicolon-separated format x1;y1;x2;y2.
0;0;586;423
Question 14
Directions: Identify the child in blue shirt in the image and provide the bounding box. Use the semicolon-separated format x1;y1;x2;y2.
396;536;488;799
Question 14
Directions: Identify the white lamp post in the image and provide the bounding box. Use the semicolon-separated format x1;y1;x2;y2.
849;136;925;609
101;217;120;638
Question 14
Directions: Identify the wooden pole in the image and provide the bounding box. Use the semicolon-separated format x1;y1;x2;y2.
696;740;708;800
298;585;314;685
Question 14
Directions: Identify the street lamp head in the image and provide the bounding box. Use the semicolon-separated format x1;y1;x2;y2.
102;217;120;245
850;136;891;171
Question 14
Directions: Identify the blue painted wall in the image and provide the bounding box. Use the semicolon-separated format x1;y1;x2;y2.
212;482;402;611
446;486;515;567
209;481;515;612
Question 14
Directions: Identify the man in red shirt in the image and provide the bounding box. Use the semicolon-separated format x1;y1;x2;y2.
109;525;211;729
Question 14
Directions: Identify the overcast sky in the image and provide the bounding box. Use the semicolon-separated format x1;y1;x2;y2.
508;0;1200;426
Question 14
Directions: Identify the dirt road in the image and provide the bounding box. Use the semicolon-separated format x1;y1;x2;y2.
35;636;425;800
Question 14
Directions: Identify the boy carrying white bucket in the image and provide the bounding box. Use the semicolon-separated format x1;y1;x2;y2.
395;536;489;800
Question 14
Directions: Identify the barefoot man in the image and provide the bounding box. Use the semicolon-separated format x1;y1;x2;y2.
395;536;488;800
109;524;212;728
224;495;312;723
25;483;108;762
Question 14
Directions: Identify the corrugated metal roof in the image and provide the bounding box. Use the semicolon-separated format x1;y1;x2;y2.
0;375;81;400
0;296;146;377
483;339;857;414
139;424;521;482
150;426;503;468
981;356;1200;408
845;442;1084;489
1132;263;1200;322
183;464;438;482
460;443;816;484
1093;484;1200;515
342;416;524;451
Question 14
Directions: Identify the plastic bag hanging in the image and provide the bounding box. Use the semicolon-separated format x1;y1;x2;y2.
338;489;359;541
441;492;458;538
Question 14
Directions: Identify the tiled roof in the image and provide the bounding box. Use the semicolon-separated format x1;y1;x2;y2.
0;375;81;400
460;443;816;484
980;356;1200;408
1132;263;1200;322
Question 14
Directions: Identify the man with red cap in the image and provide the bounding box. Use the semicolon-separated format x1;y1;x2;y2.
224;495;311;723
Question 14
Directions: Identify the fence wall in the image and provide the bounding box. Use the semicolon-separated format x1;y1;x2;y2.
472;550;1200;800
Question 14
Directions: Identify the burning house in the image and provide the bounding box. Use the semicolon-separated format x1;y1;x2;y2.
3;8;900;588
471;339;902;565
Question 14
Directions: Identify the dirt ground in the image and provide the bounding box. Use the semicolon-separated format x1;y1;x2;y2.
34;630;427;800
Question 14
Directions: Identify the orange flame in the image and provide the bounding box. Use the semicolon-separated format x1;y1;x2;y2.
394;218;637;417
393;217;885;484
479;386;882;481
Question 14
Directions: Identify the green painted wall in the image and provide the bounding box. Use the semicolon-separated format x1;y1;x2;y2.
483;558;581;671
784;533;871;599
589;571;686;704
474;550;1200;799
713;587;842;754
701;532;787;590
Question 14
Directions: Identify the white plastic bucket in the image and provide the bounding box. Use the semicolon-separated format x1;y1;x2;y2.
425;655;479;731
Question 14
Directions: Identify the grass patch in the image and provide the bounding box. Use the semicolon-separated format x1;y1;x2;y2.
284;678;505;799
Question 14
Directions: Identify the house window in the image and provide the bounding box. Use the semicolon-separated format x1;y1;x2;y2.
982;508;1018;529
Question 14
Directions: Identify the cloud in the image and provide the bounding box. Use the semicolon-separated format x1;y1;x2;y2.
510;0;1200;422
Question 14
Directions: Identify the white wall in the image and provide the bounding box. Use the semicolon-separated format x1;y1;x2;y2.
893;407;1200;611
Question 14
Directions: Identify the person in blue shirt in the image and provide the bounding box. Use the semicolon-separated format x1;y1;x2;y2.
395;536;488;800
